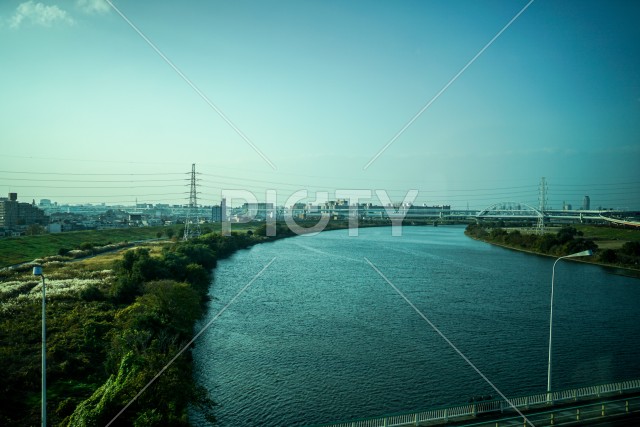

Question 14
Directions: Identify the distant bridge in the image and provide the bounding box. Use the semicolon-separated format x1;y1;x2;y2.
319;378;640;427
474;201;639;226
599;214;640;228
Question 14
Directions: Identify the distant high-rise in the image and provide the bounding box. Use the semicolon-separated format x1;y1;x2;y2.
221;197;227;222
0;193;48;231
582;195;591;210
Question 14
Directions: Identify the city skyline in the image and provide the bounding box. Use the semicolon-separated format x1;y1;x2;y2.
1;0;639;210
2;185;625;214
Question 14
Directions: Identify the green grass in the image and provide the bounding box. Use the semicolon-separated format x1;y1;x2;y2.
0;226;179;267
0;223;264;268
575;224;640;242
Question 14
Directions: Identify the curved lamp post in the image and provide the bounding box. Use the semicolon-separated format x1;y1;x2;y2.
33;266;46;426
547;249;593;402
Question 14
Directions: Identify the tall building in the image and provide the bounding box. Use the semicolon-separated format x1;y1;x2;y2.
582;195;591;210
211;205;222;222
0;193;48;232
220;197;227;222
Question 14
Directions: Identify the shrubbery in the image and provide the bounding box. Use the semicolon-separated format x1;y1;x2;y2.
1;229;265;426
466;224;640;269
67;232;263;425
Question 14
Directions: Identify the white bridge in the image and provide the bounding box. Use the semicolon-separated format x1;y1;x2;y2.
474;201;640;227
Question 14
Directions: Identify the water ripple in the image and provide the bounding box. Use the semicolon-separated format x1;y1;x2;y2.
192;226;640;426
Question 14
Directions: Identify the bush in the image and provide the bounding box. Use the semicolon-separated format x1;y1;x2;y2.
80;285;105;301
599;249;618;263
556;226;578;244
621;241;640;256
175;243;216;270
111;276;143;304
79;242;95;251
185;263;211;294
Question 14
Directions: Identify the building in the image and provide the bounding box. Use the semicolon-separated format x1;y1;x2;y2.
211;198;228;222
221;198;227;222
0;193;49;233
405;204;451;218
211;205;222;222
242;202;274;220
582;196;591;210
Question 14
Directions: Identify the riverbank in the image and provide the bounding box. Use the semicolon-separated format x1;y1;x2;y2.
0;219;368;425
0;227;276;425
464;224;640;276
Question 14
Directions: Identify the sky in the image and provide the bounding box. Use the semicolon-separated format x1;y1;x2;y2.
1;0;639;210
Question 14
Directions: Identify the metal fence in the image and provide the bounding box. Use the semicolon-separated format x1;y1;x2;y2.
459;395;640;427
321;378;640;427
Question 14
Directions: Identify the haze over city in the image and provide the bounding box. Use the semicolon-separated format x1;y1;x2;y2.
1;0;639;210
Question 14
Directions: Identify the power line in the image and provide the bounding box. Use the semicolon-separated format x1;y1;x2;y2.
0;170;187;176
0;177;186;183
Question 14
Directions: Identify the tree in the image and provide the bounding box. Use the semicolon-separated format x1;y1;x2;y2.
175;243;216;269
112;249;165;303
140;280;201;335
185;263;211;295
621;241;640;256
537;234;559;253
79;242;95;251
599;249;618;264
556;226;578;244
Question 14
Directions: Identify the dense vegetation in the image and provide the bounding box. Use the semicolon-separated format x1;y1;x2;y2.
466;224;640;270
0;231;261;426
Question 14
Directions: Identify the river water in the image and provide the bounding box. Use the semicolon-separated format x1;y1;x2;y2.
191;225;640;426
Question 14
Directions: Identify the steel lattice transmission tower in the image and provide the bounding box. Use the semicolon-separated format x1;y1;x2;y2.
183;163;202;240
536;176;548;234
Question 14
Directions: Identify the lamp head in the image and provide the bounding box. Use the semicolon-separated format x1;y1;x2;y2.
33;266;43;276
565;249;593;258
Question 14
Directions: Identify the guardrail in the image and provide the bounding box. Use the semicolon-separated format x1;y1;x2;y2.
320;379;640;427
461;395;640;427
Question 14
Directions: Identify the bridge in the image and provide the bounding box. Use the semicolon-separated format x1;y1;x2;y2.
379;202;638;227
473;202;640;227
318;379;640;427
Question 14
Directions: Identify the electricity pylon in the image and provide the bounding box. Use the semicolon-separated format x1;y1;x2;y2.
183;163;201;240
536;177;548;234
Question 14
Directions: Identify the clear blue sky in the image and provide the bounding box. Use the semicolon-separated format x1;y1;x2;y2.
1;0;639;209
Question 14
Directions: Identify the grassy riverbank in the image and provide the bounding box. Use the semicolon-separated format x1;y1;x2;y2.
465;223;640;272
0;224;267;268
0;225;279;426
0;219;363;425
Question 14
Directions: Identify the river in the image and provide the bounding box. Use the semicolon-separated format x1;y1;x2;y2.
191;225;640;426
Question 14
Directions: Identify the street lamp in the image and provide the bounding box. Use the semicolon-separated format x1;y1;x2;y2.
33;266;46;427
547;249;593;402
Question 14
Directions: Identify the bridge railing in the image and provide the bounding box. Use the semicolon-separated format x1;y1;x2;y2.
447;395;640;427
319;378;640;427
